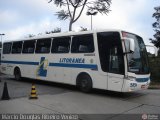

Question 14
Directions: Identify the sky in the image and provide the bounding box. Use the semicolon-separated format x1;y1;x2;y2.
0;0;159;50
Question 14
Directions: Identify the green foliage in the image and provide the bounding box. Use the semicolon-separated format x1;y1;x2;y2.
48;0;111;31
87;0;111;14
28;34;35;38
45;27;61;34
80;26;88;31
55;10;70;20
150;6;160;48
148;56;160;82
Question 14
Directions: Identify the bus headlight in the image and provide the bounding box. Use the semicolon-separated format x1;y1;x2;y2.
128;76;136;81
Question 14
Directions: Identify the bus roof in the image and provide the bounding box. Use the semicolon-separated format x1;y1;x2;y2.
3;29;137;43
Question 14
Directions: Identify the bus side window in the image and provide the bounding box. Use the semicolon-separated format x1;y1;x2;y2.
12;41;23;54
109;46;124;74
97;32;124;74
22;40;35;54
51;37;70;53
3;42;12;54
71;34;94;53
35;38;51;53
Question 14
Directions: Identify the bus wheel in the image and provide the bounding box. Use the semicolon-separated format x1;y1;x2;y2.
14;68;21;81
77;74;92;93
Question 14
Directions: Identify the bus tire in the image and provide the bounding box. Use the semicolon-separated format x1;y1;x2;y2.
14;67;21;81
77;73;92;93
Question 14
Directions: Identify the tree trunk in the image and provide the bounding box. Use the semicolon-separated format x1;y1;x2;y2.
69;20;73;31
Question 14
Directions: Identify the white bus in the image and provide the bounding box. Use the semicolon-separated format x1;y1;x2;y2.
0;29;152;92
0;41;2;63
0;48;1;64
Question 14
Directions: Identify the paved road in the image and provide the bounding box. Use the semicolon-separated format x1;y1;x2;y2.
0;74;71;99
0;74;160;120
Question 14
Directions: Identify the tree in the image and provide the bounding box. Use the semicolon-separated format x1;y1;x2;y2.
80;26;88;31
46;27;61;34
150;6;160;49
48;0;111;31
27;34;35;38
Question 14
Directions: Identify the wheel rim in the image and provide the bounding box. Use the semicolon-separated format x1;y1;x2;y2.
15;74;20;80
15;70;20;80
81;79;88;88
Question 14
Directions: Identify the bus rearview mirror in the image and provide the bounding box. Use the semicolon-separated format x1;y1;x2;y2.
129;38;135;53
125;38;135;54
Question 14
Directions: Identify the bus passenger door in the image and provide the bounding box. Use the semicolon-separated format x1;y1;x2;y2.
107;47;124;92
97;32;124;91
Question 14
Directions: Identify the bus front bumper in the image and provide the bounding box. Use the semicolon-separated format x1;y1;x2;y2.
122;78;150;92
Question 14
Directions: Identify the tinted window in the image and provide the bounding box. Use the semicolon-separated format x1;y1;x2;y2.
0;42;2;48
51;37;70;53
71;34;94;53
12;41;23;54
3;42;12;54
22;40;35;53
124;32;149;74
35;38;51;53
97;32;124;74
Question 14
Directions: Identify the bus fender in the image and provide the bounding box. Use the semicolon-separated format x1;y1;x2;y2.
13;66;22;78
13;66;21;73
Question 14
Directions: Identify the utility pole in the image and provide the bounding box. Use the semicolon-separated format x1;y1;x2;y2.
86;11;98;30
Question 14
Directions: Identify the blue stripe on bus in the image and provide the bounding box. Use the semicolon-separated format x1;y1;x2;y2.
1;60;39;65
1;60;98;70
136;78;149;82
49;63;98;70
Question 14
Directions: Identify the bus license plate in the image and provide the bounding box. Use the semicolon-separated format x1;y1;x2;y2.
141;85;147;89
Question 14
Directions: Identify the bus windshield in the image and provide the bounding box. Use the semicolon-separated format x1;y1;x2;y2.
124;32;149;74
